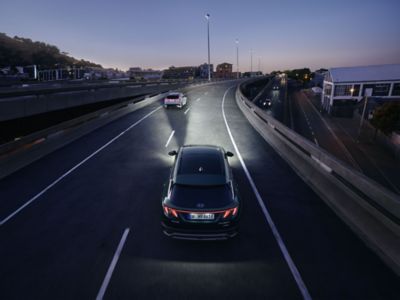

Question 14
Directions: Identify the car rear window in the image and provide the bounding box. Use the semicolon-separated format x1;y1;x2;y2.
167;94;179;99
178;153;224;175
169;184;233;208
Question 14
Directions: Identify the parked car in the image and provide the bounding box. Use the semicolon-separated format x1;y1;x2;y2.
161;145;241;240
164;92;187;109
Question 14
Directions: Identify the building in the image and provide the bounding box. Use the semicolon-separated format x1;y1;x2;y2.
321;64;400;116
128;67;163;81
199;63;214;79
162;66;197;80
215;63;233;79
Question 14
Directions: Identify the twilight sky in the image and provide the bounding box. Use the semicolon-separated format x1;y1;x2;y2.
1;0;399;72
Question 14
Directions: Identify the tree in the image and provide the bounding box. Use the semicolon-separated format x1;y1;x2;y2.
371;102;400;135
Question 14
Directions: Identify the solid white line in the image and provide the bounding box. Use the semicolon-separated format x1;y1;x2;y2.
221;87;312;300
96;228;130;300
165;130;175;148
0;106;162;226
184;107;191;114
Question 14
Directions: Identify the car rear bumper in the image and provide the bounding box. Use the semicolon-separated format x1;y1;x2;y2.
161;221;238;240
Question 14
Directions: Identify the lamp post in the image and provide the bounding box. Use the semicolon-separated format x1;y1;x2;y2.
236;39;239;79
205;13;211;81
250;48;253;76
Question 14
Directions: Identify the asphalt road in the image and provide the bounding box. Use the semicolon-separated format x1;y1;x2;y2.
253;77;286;122
290;88;356;163
0;81;399;299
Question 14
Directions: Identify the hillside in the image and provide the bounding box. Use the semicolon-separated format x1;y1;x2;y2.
0;32;102;69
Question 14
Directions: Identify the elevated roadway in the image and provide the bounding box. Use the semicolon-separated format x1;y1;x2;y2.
0;81;398;299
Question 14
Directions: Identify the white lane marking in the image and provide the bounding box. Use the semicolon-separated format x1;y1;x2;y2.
204;92;208;95
221;87;312;300
184;107;191;114
0;106;162;226
165;130;175;148
196;97;201;102
96;228;130;300
313;137;319;146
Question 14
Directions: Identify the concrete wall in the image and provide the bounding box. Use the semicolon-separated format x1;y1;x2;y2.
0;81;195;121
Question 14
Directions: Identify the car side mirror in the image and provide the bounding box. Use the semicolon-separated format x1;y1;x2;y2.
225;151;234;158
168;150;177;156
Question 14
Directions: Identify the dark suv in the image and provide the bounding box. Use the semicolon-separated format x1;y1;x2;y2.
161;145;241;240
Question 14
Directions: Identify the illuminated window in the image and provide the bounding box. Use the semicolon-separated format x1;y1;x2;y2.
352;84;360;96
334;85;352;96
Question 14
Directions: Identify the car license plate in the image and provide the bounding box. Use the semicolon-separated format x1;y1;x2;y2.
189;213;214;220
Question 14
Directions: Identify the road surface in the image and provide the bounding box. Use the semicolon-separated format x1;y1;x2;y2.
0;81;398;299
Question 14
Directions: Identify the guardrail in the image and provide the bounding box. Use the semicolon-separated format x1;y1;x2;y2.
236;83;400;275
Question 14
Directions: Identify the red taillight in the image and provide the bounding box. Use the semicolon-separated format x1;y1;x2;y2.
163;205;178;218
232;207;238;216
223;210;231;218
171;208;178;218
223;207;239;219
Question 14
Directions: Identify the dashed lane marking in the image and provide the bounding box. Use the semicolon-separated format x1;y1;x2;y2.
96;228;130;300
165;130;175;148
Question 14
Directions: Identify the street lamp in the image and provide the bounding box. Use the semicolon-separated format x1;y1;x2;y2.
250;48;253;76
236;39;239;79
205;13;211;81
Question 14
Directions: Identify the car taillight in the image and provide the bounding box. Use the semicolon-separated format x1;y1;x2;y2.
223;207;239;219
163;205;178;218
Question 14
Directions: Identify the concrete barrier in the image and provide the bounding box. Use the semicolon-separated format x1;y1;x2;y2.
0;80;207;121
236;84;400;276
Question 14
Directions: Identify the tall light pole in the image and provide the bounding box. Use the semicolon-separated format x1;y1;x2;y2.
205;13;211;81
236;39;239;79
250;48;253;76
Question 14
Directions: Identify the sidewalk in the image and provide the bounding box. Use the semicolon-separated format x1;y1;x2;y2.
303;90;400;195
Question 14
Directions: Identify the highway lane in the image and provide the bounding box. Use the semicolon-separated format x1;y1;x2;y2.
290;89;360;169
0;81;399;299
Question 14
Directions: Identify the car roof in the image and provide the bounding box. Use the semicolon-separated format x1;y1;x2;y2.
181;145;223;156
173;145;229;186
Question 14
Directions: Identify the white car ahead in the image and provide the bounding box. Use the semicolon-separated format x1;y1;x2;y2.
164;92;187;109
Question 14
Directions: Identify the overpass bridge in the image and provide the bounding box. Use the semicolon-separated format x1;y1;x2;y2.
0;80;399;299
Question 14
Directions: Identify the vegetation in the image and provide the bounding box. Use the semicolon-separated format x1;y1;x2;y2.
371;102;400;135
0;32;102;69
